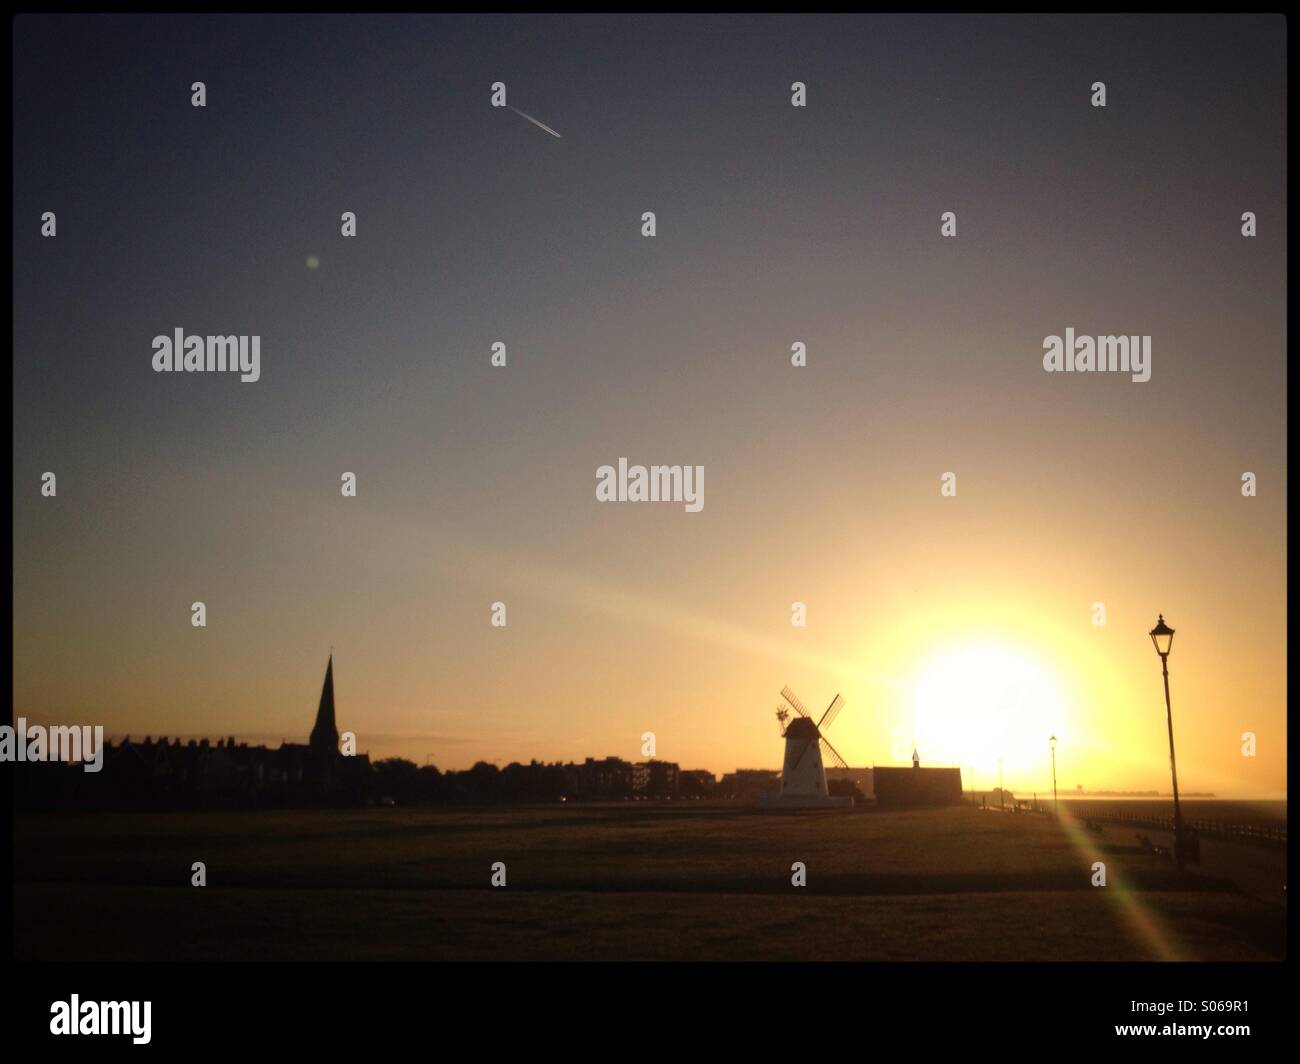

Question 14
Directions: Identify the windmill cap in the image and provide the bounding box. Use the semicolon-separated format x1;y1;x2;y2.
784;717;819;739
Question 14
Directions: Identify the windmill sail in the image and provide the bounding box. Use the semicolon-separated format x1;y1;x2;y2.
780;685;811;718
818;694;845;731
820;736;849;769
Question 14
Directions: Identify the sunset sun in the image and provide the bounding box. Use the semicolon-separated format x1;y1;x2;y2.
909;644;1069;784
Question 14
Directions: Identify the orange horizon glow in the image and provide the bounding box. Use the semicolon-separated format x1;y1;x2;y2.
15;499;1286;798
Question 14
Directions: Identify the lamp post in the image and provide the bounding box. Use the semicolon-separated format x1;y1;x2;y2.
1049;735;1058;814
998;757;1004;811
1149;613;1184;871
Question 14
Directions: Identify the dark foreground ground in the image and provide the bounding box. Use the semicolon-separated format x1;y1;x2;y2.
13;803;1286;960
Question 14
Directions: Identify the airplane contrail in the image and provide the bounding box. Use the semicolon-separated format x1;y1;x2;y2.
506;104;562;139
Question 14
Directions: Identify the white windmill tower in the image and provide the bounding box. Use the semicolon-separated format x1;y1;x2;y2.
762;686;853;807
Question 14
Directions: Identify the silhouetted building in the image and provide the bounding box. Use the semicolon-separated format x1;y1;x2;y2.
15;656;370;809
677;769;716;798
645;759;678;796
576;756;634;797
720;769;780;799
309;655;339;756
825;767;873;797
873;765;963;808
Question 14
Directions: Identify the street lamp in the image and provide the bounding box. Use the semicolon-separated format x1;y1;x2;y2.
1149;613;1184;871
998;757;1004;811
1049;735;1058;814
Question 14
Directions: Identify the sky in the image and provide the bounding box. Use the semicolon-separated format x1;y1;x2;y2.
12;14;1286;797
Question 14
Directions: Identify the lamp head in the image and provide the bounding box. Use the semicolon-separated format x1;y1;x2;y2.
1149;614;1175;658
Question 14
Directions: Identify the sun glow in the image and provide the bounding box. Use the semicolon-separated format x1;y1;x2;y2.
908;643;1069;786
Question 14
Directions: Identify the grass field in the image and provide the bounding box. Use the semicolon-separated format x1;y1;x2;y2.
13;803;1286;961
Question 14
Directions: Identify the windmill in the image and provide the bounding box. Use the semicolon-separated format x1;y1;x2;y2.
773;685;850;799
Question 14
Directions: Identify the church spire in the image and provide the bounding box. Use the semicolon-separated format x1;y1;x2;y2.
309;654;338;755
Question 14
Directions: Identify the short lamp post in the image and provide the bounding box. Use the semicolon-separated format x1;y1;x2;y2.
1150;613;1184;872
1049;735;1058;815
